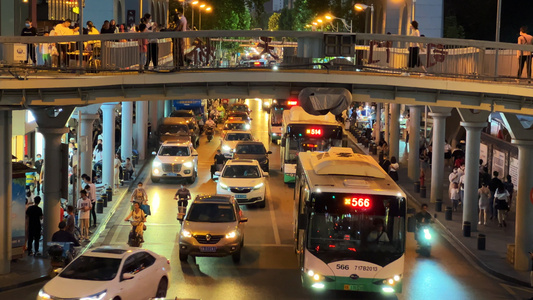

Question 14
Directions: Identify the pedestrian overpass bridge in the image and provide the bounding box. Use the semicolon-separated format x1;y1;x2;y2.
1;30;533;115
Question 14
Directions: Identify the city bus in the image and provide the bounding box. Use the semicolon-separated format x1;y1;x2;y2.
280;106;343;183
294;147;407;294
268;99;298;143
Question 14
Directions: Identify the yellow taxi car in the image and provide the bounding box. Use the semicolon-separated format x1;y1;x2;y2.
221;118;250;138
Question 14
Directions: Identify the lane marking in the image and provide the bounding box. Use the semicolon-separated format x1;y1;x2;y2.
110;224;123;245
267;182;281;245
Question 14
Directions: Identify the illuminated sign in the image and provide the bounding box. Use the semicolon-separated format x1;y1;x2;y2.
344;197;371;208
306;128;322;136
287;100;298;106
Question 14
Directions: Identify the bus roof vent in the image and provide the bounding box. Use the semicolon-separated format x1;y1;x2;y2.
289;106;336;123
343;179;370;188
311;148;386;178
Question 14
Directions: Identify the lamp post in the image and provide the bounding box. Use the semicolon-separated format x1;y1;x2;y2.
199;6;211;30
317;19;324;31
325;14;353;33
191;1;199;30
354;3;374;34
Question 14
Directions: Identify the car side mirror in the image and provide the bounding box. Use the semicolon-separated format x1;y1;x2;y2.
263;172;269;177
151;151;157;155
214;171;221;176
192;150;198;156
267;151;272;155
122;273;135;281
240;217;248;223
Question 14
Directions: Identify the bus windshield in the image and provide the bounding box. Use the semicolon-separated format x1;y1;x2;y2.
306;193;406;266
271;108;283;126
285;137;341;163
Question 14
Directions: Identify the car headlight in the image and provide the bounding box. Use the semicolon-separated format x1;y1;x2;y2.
219;182;229;190
152;161;162;168
225;231;237;239
222;145;231;151
80;290;107;300
181;230;192;238
183;161;193;168
245;124;251;130
38;289;51;300
253;182;264;190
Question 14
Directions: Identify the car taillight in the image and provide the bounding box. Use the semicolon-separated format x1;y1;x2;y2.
167;259;170;264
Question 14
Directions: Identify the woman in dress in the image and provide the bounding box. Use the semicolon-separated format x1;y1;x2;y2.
114;154;122;190
478;183;491;225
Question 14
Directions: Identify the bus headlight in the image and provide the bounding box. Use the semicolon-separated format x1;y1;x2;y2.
183;161;193;168
382;286;395;293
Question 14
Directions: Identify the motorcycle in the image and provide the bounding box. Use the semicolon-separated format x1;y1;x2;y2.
175;197;188;224
415;224;432;257
205;125;215;142
47;242;76;278
126;220;144;247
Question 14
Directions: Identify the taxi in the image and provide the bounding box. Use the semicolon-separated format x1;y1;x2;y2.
222;118;250;138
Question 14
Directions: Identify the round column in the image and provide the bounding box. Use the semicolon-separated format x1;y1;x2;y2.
408;105;421;181
375;103;382;145
79;114;98;179
430;112;450;203
121;102;133;161
512;140;533;271
0;111;12;274
150;100;158;136
384;103;390;144
460;121;486;233
101;104;117;189
38;127;69;256
389;103;400;161
137;101;149;160
158;100;165;123
164;100;173;117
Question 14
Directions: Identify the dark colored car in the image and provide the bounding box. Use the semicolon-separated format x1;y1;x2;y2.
228;103;250;115
157;118;200;148
169;109;195;118
232;141;271;172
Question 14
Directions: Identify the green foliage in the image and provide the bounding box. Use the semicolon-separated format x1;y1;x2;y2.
268;13;281;31
443;16;465;39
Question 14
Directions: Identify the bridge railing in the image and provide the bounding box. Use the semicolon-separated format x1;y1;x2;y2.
0;30;531;82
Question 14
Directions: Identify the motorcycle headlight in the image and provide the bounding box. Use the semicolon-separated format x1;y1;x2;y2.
423;228;432;240
181;230;192;238
225;231;237;239
183;161;193;168
253;182;264;190
38;290;51;300
80;290;107;300
222;145;231;151
152;161;162;168
219;182;229;190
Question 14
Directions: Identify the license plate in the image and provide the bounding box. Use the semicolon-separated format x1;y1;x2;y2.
344;284;364;291
235;194;247;199
200;246;217;252
167;172;177;176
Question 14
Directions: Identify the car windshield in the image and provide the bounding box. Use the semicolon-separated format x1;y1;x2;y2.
159;125;189;135
187;203;236;222
235;144;266;155
59;256;122;281
159;146;190;156
222;165;260;178
224;123;247;131
170;111;194;117
225;133;252;141
230;105;248;112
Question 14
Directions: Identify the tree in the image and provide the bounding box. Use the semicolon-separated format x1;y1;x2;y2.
443;16;465;39
268;12;281;31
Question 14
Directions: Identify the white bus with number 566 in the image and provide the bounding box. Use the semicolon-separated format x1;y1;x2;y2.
294;147;407;294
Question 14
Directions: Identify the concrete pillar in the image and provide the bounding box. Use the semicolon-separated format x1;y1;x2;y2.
101;104;117;189
375;103;382;145
121;102;133;161
0;111;12;274
79;114;98;180
39;127;69;254
136;101;149;160
460;122;486;233
512;141;533;271
165;100;173;117
389;103;400;161
429;112;451;203
150;100;158;136
158;100;165;124
408;105;421;181
384;103;390;144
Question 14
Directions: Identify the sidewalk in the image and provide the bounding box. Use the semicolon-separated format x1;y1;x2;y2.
345;131;532;287
0;160;148;292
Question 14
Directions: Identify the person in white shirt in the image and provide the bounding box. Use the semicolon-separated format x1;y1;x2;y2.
494;184;510;227
40;31;52;67
77;190;92;240
114;154;122;190
367;219;390;244
53;19;79;68
143;13;158;70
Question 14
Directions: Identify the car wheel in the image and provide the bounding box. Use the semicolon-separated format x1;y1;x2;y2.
188;171;197;184
151;176;160;183
258;198;266;208
155;277;168;298
179;251;188;262
112;297;121;300
232;249;241;263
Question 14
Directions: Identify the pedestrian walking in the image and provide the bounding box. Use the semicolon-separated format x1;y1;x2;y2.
21;19;37;65
450;182;460;211
34;154;43;194
389;156;399;182
144;14;159;70
503;175;514;209
407;21;426;73
494;184;510;227
25;196;43;256
82;174;97;228
138;23;148;73
77;190;92;241
489;171;503;220
448;167;460;197
114;154;122;190
64;205;76;236
25;162;37;194
478;183;491;225
444;140;452;168
517;26;533;80
173;9;187;69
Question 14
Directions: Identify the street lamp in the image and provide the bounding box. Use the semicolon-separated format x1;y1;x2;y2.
325;14;352;33
354;3;374;34
191;1;199;30
317;18;324;31
199;5;211;31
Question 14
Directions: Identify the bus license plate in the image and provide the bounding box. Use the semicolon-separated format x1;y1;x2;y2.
344;284;364;291
200;246;217;252
235;195;247;199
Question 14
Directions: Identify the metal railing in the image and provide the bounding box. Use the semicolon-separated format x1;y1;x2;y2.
0;30;532;83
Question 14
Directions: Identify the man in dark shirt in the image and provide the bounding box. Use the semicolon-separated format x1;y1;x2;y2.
175;185;191;221
52;221;80;246
214;149;226;169
26;196;43;256
21;19;37;65
34;154;43;194
64;205;76;235
489;171;503;219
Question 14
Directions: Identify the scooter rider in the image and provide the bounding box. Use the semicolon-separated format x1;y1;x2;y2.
414;203;432;241
175;185;191;221
205;117;216;129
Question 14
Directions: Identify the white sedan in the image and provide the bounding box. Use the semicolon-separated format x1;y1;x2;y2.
38;246;170;300
216;159;267;208
220;130;254;158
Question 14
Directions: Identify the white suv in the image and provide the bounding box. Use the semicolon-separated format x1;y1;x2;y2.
151;140;198;183
215;159;267;208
